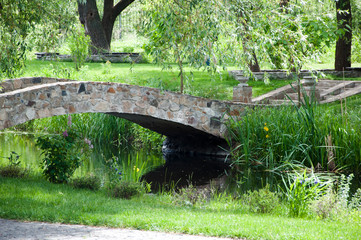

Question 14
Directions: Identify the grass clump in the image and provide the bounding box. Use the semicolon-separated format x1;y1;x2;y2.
110;181;148;199
0;165;26;178
0;151;26;178
71;174;101;191
242;184;280;214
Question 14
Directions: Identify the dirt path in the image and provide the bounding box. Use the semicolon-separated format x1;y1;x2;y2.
0;218;237;240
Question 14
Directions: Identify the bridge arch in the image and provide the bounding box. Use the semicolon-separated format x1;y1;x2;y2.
0;77;247;154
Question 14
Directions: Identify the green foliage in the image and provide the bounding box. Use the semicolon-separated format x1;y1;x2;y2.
110;181;147;199
310;174;361;219
226;98;361;177
139;0;227;93
123;46;135;53
228;0;336;74
282;171;328;217
71;174;101;191
36;115;92;183
68;25;91;70
171;185;211;206
242;184;280;214
0;165;26;178
0;0;77;78
0;151;26;178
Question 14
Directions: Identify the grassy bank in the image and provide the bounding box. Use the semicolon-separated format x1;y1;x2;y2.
0;176;360;240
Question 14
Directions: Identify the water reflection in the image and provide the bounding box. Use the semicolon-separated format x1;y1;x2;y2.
0;132;165;180
141;153;230;191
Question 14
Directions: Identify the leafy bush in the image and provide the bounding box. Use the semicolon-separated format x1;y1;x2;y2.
71;174;101;191
36;115;93;183
242;184;280;213
110;181;147;199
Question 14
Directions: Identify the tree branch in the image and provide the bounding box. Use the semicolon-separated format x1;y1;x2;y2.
113;0;135;17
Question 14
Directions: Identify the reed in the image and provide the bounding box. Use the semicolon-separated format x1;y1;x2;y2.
226;98;361;187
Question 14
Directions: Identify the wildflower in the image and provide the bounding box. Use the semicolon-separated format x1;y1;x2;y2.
133;166;140;172
118;172;122;175
266;134;269;138
264;126;269;132
115;168;118;171
264;123;267;125
63;130;68;137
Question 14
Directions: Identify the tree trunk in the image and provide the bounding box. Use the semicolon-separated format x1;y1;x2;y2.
77;0;134;54
335;0;352;71
249;51;261;72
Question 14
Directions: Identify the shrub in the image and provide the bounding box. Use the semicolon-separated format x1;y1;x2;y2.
36;115;93;183
0;151;26;178
310;174;361;219
0;165;26;178
242;184;280;213
110;181;146;199
71;174;101;191
171;184;212;206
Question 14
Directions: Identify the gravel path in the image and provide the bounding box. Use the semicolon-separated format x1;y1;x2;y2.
0;219;237;240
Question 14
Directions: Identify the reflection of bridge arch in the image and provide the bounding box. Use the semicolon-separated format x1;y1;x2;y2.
0;77;247;146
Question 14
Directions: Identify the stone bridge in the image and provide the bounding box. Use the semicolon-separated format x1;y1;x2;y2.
0;77;249;155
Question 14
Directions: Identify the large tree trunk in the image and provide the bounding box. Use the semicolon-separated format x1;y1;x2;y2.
335;0;352;71
77;0;134;54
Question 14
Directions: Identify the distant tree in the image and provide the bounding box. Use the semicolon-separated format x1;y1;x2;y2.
139;0;226;93
77;0;134;54
334;0;352;71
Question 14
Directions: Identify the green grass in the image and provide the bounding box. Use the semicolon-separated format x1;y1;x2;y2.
17;60;295;100
0;177;360;239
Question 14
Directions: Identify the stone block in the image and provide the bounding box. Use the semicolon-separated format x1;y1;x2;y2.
233;86;252;103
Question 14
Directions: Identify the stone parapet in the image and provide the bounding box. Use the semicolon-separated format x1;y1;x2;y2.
0;77;251;141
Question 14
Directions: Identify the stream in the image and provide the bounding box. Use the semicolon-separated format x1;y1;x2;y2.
0;132;230;190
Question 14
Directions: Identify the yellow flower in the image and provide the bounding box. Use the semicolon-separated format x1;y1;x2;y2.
264;123;267;125
264;126;269;132
134;166;140;172
266;134;269;138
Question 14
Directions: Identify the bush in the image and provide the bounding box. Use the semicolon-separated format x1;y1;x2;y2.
110;181;146;199
171;184;211;206
71;174;101;191
0;165;26;178
0;151;26;178
36;115;93;183
310;174;361;219
242;184;280;213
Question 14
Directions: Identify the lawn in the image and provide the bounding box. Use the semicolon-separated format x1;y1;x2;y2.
17;60;294;100
0;177;360;240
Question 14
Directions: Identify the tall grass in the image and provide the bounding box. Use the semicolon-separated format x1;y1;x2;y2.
32;113;165;152
226;98;361;190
